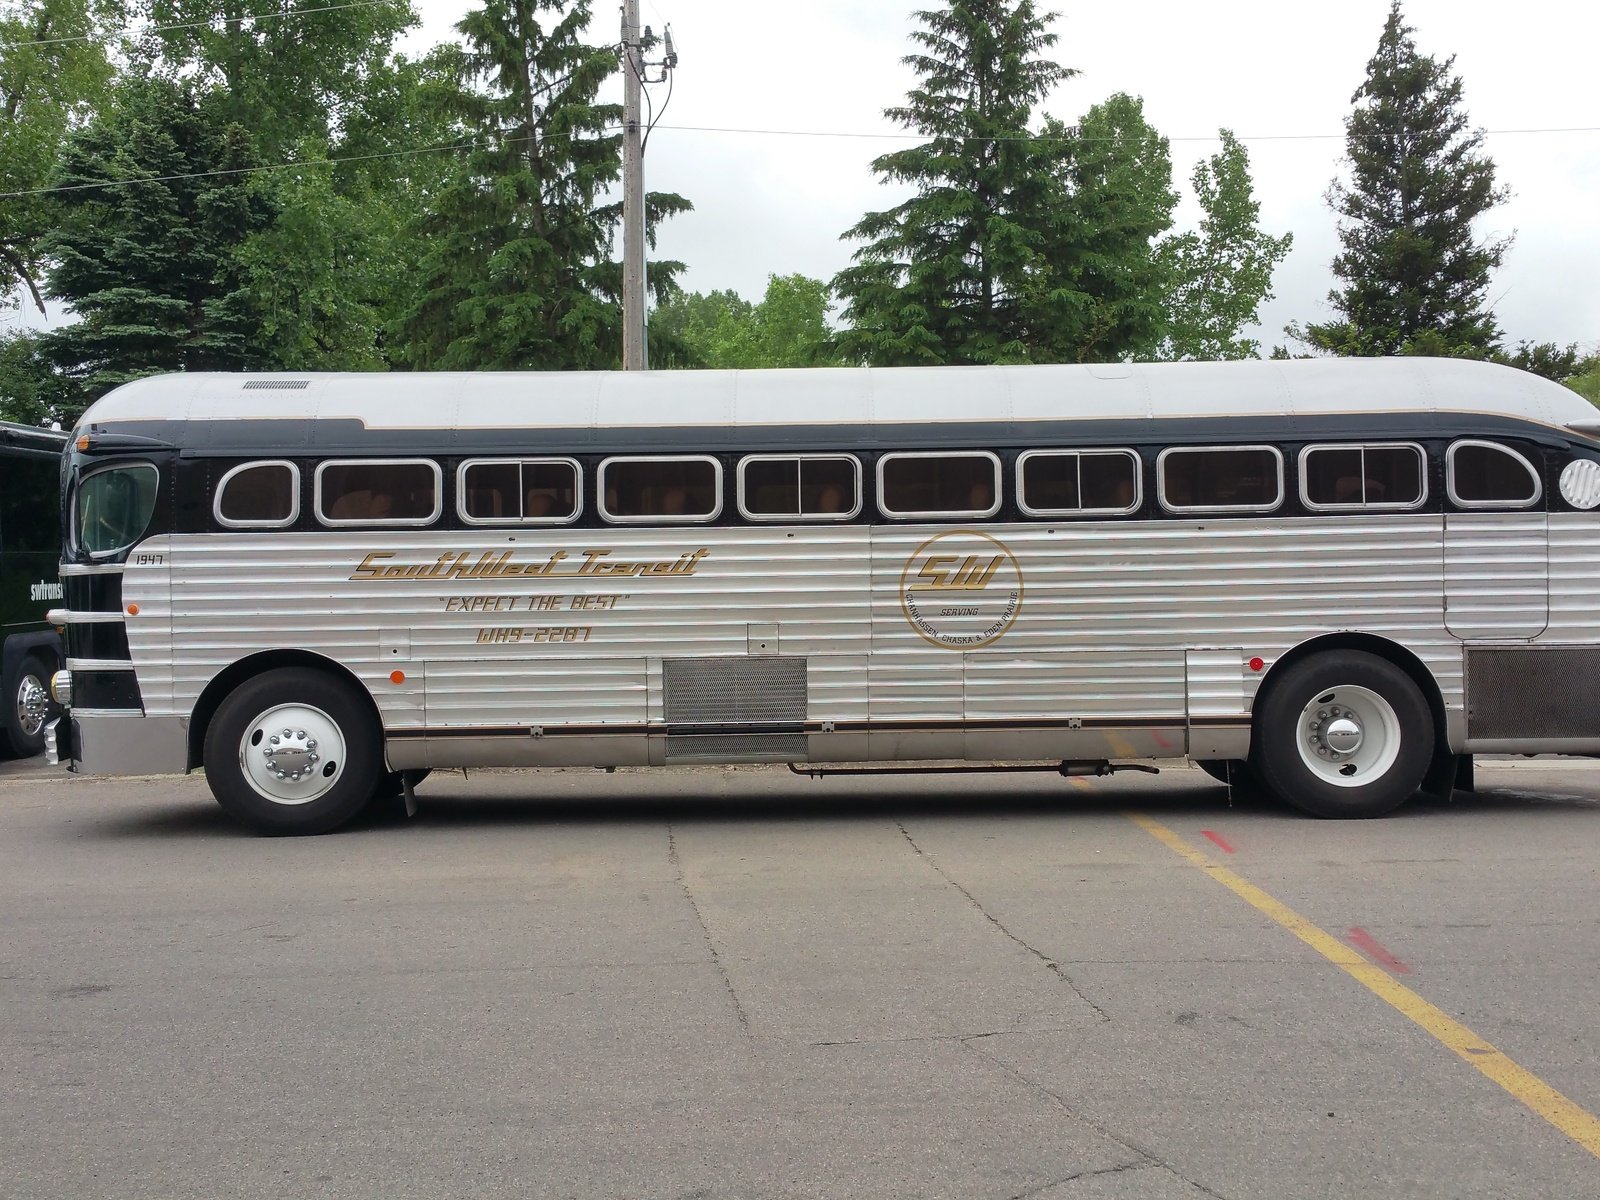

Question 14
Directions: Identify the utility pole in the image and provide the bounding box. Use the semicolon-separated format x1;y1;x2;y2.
620;0;646;370
620;7;676;371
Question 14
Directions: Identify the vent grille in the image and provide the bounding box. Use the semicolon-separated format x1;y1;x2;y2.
242;379;311;390
663;656;807;726
1467;647;1600;739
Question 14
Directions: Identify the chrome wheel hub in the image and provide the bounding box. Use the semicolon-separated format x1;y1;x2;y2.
1296;686;1400;788
16;675;47;738
239;703;346;805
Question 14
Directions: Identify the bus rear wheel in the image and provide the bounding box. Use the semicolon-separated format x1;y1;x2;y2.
1251;650;1433;819
204;667;382;835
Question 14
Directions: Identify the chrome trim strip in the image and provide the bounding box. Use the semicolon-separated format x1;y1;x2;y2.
66;658;137;672
69;706;144;718
59;563;125;576
50;610;125;624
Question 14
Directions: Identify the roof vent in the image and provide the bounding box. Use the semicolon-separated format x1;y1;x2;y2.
242;379;310;390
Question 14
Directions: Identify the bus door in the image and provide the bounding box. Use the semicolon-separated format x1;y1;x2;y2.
1443;512;1548;639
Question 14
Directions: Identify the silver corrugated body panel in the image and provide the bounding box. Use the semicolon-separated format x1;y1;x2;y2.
1444;513;1549;639
1542;515;1600;642
129;515;1488;763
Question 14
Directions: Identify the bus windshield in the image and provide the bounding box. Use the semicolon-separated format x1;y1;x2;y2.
75;463;158;556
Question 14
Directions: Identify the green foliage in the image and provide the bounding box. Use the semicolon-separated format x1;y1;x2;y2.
1155;130;1292;360
394;0;690;369
1038;94;1176;362
0;329;82;423
1296;1;1508;357
142;0;417;159
41;75;275;414
1495;340;1579;383
832;0;1076;365
0;0;120;312
654;275;838;369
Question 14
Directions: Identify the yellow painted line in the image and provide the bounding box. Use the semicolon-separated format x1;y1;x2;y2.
1106;732;1138;758
1067;776;1093;792
1126;811;1600;1160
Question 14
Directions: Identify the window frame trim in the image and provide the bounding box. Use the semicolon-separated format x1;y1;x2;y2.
877;450;1004;520
1156;444;1285;515
1446;439;1543;510
1015;448;1142;518
455;456;583;526
735;453;863;523
213;459;301;529
597;454;725;525
313;457;444;528
1297;442;1429;513
72;460;161;559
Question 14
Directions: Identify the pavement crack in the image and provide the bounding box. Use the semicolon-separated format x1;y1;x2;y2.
1008;1160;1150;1199
897;821;1110;1022
962;1039;1232;1200
667;824;751;1037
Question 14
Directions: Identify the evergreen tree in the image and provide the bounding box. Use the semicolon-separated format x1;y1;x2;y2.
1296;1;1508;357
394;0;689;369
832;0;1075;365
1155;130;1292;360
41;75;275;409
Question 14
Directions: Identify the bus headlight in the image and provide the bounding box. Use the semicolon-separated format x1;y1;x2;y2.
50;670;72;707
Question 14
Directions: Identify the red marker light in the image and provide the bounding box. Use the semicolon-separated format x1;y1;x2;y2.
390;670;406;685
1248;656;1264;672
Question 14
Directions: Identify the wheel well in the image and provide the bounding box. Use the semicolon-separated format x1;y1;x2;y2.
1254;633;1448;753
187;650;381;770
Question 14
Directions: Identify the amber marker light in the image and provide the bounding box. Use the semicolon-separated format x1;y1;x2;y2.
75;434;90;452
390;670;406;684
126;604;139;616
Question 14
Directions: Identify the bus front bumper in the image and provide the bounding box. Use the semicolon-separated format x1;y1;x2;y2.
47;712;189;776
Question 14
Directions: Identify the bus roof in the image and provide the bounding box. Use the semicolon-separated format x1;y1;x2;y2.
78;358;1598;437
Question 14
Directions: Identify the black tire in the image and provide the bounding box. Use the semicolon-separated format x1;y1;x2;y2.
3;652;56;758
203;667;383;835
1250;650;1433;819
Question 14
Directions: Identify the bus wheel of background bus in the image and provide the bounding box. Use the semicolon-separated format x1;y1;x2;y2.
1251;651;1433;819
4;653;56;757
204;668;383;835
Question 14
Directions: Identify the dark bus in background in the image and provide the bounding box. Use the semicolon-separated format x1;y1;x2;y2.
0;421;67;757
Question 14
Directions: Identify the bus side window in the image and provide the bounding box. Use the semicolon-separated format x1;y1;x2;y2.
1302;444;1425;510
1018;450;1139;515
216;462;299;527
599;457;722;523
1447;441;1540;508
459;459;579;524
739;455;860;520
879;452;1001;518
316;461;442;526
1158;446;1283;513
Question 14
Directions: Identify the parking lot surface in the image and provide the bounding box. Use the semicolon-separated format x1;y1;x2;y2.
2;757;1598;1199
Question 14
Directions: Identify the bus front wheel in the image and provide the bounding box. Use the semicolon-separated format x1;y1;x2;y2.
1251;651;1433;819
4;652;55;758
204;667;383;835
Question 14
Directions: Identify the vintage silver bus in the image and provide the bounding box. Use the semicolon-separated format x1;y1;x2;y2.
45;358;1600;833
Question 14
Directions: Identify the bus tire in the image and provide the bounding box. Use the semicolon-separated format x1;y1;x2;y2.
1251;650;1433;819
4;652;55;758
204;667;383;835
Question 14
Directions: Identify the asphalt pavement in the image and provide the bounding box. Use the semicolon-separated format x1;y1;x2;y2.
2;755;1597;1199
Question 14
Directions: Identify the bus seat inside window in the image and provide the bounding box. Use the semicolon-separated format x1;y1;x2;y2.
320;462;438;523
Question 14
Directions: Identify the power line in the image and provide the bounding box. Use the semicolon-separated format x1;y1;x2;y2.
2;0;409;50
3;119;1597;202
652;122;1600;145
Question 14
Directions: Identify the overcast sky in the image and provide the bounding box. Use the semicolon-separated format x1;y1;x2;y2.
399;0;1598;354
